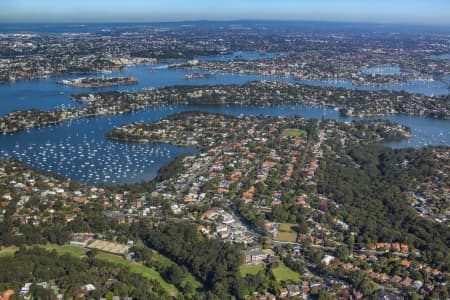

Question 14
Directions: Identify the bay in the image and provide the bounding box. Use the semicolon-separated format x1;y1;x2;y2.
1;53;449;116
0;103;448;185
0;52;449;185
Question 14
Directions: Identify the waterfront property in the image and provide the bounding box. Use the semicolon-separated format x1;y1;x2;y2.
58;76;138;88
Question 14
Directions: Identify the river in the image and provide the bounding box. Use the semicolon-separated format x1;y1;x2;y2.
0;53;449;185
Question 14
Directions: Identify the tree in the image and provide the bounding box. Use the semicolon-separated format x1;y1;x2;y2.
336;245;349;261
130;245;153;264
360;279;377;296
272;206;289;222
86;249;99;259
164;264;186;287
317;289;333;300
30;284;53;300
140;221;243;297
311;248;324;265
182;281;195;295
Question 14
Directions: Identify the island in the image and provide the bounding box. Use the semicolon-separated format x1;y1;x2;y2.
58;76;138;88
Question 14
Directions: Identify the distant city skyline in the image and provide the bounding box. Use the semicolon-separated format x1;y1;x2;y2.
1;0;450;26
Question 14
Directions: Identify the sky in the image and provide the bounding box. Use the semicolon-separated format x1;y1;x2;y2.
1;0;449;25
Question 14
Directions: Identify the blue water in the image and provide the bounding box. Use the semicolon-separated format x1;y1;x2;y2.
1;62;449;116
0;103;448;185
360;66;402;76
0;50;448;116
295;78;449;96
0;63;287;116
0;53;449;185
0;107;196;185
431;54;450;60
197;51;281;62
1;22;449;35
0;23;182;34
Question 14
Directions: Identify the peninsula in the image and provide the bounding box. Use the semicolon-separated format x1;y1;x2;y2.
58;76;138;88
1;81;448;135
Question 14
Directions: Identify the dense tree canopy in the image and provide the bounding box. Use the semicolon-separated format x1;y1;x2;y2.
138;221;245;298
317;145;450;270
0;247;170;299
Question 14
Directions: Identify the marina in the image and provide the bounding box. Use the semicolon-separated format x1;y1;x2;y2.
0;103;448;185
0;53;449;185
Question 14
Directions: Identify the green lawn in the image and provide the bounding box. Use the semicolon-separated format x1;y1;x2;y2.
281;128;307;138
271;262;301;282
43;244;87;257
0;246;18;257
151;249;174;267
274;223;298;243
239;264;265;277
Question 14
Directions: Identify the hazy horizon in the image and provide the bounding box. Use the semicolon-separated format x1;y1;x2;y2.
1;0;450;26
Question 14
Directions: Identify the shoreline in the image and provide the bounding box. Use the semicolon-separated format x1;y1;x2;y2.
1;98;448;136
57;76;138;88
